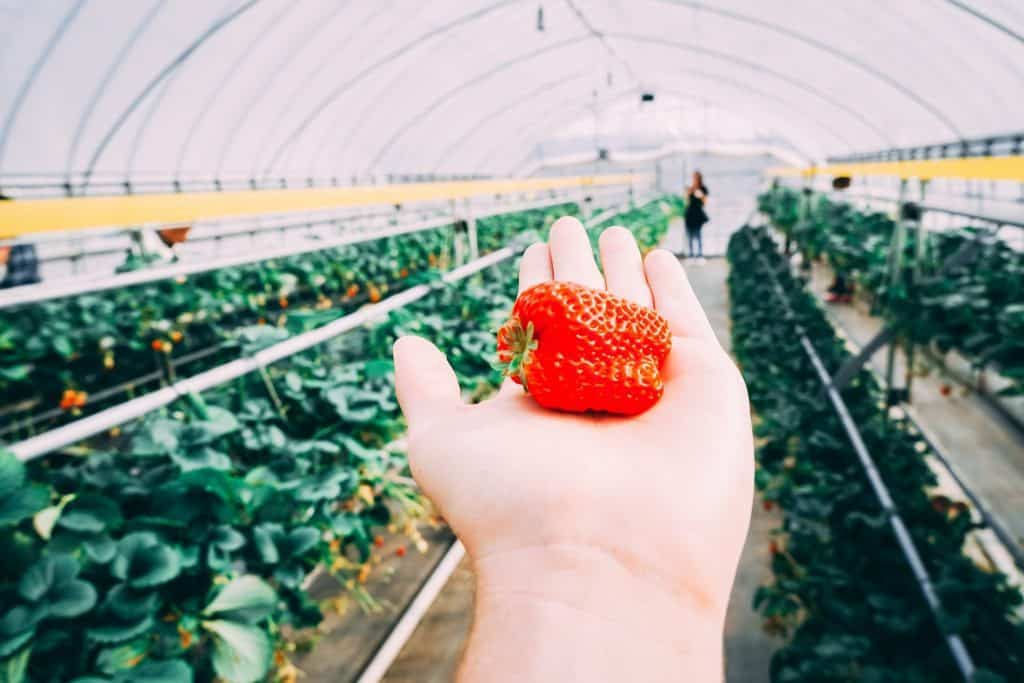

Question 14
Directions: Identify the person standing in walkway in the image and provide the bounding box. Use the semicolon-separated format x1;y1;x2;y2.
684;171;710;262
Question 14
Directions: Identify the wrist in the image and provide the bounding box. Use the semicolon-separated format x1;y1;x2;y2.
462;544;723;682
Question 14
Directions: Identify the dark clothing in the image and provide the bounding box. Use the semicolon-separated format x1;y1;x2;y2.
686;227;703;258
1;244;42;288
684;184;709;231
684;184;709;257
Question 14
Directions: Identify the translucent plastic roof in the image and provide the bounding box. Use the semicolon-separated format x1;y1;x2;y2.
0;0;1021;187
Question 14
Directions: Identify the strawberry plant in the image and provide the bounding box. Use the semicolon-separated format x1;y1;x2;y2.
758;186;1024;395
729;225;1024;682
0;198;673;682
0;204;579;432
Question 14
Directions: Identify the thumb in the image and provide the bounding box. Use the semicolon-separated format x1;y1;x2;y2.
393;335;461;431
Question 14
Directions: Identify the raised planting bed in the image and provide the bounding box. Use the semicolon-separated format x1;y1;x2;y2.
0;198;675;682
728;225;1024;682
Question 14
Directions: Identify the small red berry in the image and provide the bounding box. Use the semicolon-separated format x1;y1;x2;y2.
939;384;952;397
373;535;384;548
763;500;775;512
396;546;407;557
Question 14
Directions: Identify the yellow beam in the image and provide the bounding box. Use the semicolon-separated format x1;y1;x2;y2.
767;155;1024;182
0;175;637;238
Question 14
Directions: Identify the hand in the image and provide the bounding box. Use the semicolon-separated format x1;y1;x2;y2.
393;217;753;681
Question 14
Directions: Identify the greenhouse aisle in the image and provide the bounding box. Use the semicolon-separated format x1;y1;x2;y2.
378;236;778;683
806;264;1024;554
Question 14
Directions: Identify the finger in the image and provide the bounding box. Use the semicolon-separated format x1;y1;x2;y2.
643;249;717;343
393;335;461;430
548;216;604;289
599;226;653;307
518;242;552;293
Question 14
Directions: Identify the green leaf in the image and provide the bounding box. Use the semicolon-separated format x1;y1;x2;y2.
284;372;302;392
284;527;321;557
209;526;246;552
0;647;31;683
203;620;272;683
295;470;353;502
202;576;276;624
0;610;36;663
0;450;27;498
251;525;279;564
0;485;49;526
110;533;181;588
118;659;192;683
47;578;98;618
19;555;97;618
362;359;394;380
87;615;154;645
169;446;232;472
58;494;122;534
104;585;159;622
130;418;180;457
84;534;117;564
96;639;147;674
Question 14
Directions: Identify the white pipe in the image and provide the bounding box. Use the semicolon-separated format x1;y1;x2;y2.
7;199;630;463
355;540;466;683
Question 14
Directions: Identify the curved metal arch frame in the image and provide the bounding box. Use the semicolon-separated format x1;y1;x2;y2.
291;29;890;181
606;33;893;144
304;3;482;179
654;0;962;136
437;72;810;176
350;36;874;178
124;65;182;187
469;86;821;177
247;1;401;181
944;0;1024;46
212;1;355;178
259;0;520;178
467;87;653;174
80;0;261;190
428;69;597;174
483;77;849;177
0;0;87;176
362;35;596;174
64;0;166;192
173;1;300;180
128;0;246;184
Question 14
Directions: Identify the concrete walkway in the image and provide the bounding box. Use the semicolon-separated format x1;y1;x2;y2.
685;257;777;683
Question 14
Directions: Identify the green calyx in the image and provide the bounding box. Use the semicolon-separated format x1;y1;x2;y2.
501;319;538;389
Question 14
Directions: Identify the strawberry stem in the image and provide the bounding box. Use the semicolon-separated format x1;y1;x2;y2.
500;319;538;389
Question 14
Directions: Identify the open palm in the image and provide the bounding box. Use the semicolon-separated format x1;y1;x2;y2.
393;217;753;646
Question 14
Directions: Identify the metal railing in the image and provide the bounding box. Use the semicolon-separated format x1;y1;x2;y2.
0;192;594;310
6;198;638;463
827;131;1024;163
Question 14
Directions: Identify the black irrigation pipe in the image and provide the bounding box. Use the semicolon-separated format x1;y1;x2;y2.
744;228;977;682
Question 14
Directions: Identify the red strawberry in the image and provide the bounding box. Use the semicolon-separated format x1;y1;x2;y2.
496;281;672;415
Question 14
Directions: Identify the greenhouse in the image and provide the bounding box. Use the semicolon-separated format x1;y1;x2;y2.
0;1;1022;681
